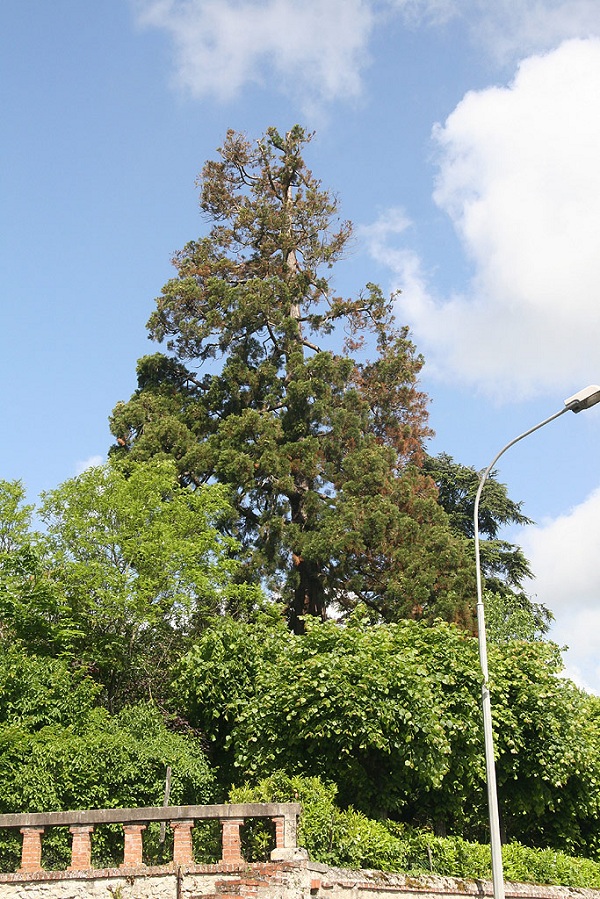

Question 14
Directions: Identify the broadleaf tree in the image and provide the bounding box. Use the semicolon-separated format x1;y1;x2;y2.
110;126;475;631
0;463;258;709
0;480;67;653
40;459;260;707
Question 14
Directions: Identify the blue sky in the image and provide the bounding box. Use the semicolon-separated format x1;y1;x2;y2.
2;0;600;688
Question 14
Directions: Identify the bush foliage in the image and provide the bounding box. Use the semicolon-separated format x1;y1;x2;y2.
231;773;600;888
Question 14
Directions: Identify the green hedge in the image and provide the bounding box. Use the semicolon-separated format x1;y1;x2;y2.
230;772;600;888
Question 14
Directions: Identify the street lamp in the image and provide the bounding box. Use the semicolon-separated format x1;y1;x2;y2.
473;384;600;899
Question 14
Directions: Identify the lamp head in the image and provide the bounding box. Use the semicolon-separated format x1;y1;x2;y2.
564;384;600;413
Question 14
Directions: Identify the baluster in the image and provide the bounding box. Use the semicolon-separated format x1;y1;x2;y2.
171;819;195;865
220;818;244;864
68;825;94;870
19;827;44;873
121;823;146;868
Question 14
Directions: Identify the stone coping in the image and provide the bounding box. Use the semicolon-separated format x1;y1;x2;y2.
0;802;301;829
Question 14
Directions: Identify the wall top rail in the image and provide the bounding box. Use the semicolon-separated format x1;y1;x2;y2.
0;802;302;829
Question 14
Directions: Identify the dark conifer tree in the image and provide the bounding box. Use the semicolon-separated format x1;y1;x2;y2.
110;127;474;631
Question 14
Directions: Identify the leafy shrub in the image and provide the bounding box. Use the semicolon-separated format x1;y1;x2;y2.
230;773;600;888
231;772;405;870
502;842;600;889
0;704;214;815
0;669;216;871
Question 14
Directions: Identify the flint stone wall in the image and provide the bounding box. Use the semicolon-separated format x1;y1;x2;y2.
0;859;599;899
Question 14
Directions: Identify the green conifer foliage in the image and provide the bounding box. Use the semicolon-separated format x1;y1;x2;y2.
110;127;474;630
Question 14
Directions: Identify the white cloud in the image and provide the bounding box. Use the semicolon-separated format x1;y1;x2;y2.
465;0;600;66
384;0;457;27
519;486;600;693
75;455;104;476
359;208;418;272
133;0;373;107
387;0;600;62
132;0;600;108
389;38;600;399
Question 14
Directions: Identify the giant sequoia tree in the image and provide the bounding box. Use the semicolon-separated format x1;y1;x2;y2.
110;126;473;631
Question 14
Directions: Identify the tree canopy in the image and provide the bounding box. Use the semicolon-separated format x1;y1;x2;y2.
110;126;474;631
0;463;258;708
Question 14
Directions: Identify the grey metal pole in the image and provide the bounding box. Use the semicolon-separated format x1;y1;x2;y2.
473;406;569;899
473;385;600;896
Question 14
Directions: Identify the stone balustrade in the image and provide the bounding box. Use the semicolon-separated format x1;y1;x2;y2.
0;802;301;873
1;805;598;899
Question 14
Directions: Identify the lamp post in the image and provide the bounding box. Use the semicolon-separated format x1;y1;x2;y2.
473;384;600;899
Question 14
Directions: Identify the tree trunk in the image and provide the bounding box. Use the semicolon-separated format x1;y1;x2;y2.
287;487;326;634
288;555;326;635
